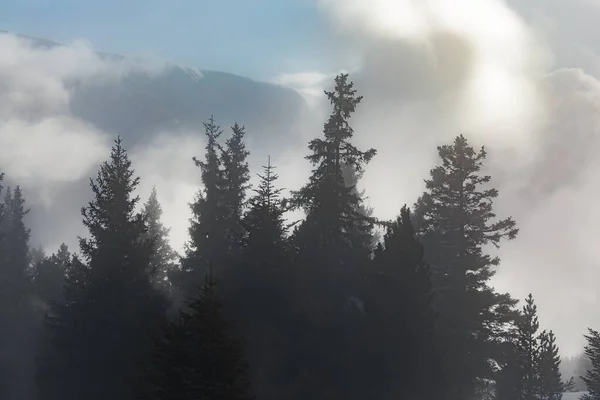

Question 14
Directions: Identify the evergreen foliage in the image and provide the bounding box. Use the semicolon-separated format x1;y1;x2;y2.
366;206;441;399
413;134;519;399
38;137;166;400
581;329;600;400
135;270;254;400
142;187;178;293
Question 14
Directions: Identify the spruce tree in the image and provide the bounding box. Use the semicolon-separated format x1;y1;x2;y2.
538;330;564;400
517;294;542;400
581;329;600;400
242;156;288;272
39;137;166;400
224;156;293;398
135;270;253;400
366;206;441;399
413;135;519;399
221;122;251;258
142;187;178;292
172;116;228;299
288;73;376;398
0;185;37;400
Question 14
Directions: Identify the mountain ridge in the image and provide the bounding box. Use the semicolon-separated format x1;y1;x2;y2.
0;29;310;151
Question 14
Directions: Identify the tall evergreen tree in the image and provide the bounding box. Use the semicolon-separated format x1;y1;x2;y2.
292;74;377;258
223;156;294;399
0;184;37;400
135;270;253;400
142;187;178;292
221;122;251;258
242;156;288;271
39;137;166;400
581;329;600;400
516;294;542;400
366;206;441;399
288;73;377;399
413;135;519;399
172;116;228;299
538;330;564;400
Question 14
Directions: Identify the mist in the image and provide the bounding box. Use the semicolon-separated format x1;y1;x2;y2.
2;0;600;398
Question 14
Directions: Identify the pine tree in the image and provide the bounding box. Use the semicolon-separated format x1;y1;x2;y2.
581;329;600;400
221;122;251;258
0;186;32;309
292;74;376;258
242;156;288;272
538;330;564;400
142;187;178;292
366;206;441;400
224;156;293;398
0;184;37;400
517;294;542;400
413;135;519;399
39;137;166;400
288;73;377;398
172;116;228;299
135;270;254;400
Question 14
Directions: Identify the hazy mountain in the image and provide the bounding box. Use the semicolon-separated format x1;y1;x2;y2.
0;30;314;251
1;30;310;151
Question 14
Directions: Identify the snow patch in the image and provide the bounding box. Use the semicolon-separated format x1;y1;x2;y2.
183;66;203;82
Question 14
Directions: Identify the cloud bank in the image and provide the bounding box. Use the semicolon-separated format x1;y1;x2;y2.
274;0;600;357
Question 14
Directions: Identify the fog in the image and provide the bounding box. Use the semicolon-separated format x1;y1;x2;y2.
2;0;600;364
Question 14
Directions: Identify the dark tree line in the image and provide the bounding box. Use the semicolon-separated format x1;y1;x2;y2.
0;73;588;400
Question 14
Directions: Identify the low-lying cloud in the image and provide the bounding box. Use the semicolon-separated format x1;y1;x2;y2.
271;0;600;357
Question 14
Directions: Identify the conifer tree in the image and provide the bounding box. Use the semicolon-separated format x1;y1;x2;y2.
538;330;564;400
581;328;600;400
135;270;253;400
517;294;542;400
292;74;376;258
172;116;228;298
366;206;441;399
288;73;377;398
224;156;293;398
0;184;37;400
39;137;166;400
221;122;251;258
413;135;519;399
142;187;178;292
242;156;288;271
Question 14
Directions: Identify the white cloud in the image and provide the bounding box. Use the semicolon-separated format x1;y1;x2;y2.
305;0;600;357
0;33;171;251
131;132;205;253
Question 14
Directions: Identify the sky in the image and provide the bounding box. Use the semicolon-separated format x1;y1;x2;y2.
1;0;335;80
4;0;600;359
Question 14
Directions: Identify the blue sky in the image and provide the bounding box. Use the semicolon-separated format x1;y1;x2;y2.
2;0;335;80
